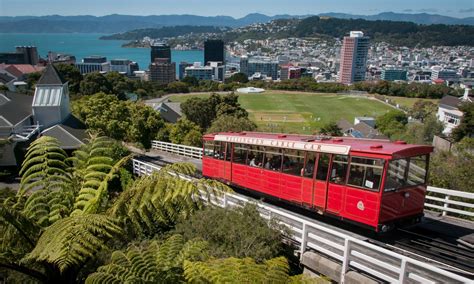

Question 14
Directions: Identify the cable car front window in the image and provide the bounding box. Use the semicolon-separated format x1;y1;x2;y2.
384;154;428;192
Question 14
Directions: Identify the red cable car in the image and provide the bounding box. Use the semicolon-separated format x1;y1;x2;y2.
202;132;434;232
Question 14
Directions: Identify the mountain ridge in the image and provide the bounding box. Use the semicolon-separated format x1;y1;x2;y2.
0;12;472;33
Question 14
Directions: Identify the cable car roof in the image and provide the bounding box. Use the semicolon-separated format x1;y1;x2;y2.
203;132;433;158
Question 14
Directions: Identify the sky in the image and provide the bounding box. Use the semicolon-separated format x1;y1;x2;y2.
1;0;473;18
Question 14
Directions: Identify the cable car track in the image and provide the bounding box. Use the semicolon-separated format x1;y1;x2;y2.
392;229;474;277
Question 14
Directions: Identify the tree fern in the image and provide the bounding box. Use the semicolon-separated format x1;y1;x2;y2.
184;256;292;284
85;234;208;284
70;136;131;215
19;136;70;196
108;163;231;236
23;214;122;273
18;136;74;227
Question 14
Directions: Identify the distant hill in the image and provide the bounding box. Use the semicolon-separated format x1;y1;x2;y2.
221;16;474;47
100;26;230;40
319;12;474;26
0;12;472;33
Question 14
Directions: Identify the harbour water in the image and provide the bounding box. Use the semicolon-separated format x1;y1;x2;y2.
0;33;204;72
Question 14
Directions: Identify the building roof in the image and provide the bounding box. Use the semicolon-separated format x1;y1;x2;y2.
0;91;33;127
41;115;87;149
0;73;15;84
157;101;182;123
439;95;462;109
36;64;66;85
337;119;353;132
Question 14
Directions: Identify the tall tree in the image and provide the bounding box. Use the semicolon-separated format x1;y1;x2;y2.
80;73;112;96
452;102;474;142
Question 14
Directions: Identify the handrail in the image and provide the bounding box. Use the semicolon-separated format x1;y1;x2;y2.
151;140;202;159
132;158;472;284
426;186;474;218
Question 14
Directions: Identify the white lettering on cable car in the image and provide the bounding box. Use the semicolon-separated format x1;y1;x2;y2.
214;135;351;155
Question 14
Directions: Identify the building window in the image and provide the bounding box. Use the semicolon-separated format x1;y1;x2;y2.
444;112;460;125
347;157;384;191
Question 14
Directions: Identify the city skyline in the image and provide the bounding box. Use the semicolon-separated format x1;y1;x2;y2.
1;0;473;18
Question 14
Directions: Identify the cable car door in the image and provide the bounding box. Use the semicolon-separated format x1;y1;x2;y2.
325;155;349;214
223;143;232;181
312;153;330;211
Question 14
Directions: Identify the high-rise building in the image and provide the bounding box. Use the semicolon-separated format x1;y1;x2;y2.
0;46;39;65
339;31;369;84
151;43;171;63
110;59;139;76
149;58;176;84
204;40;224;65
184;62;224;82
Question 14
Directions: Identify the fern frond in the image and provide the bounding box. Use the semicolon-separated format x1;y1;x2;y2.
24;214;122;272
184;256;291;284
85;235;208;284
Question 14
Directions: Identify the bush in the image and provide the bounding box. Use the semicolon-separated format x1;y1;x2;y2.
173;204;288;262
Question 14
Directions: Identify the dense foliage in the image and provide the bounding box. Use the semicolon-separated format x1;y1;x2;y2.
452;102;474;142
72;92;164;148
174;205;286;262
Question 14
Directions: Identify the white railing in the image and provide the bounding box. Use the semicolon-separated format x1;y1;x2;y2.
426;186;474;218
132;158;472;284
151;140;202;159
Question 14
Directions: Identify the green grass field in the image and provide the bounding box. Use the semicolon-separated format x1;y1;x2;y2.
169;91;395;134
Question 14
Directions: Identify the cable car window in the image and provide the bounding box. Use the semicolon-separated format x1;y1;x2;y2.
330;155;348;184
204;141;216;157
214;142;225;160
385;158;408;191
303;152;316;178
347;157;384;191
282;149;305;176
247;146;265;167
316;153;330;181
233;144;248;165
263;147;282;171
407;155;428;186
224;143;232;161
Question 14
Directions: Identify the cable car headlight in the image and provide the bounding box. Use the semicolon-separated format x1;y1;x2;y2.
404;192;410;198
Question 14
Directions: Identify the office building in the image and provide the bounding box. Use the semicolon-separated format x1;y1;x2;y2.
83;56;107;64
240;56;279;80
339;31;370;84
179;62;193;80
0;46;39;65
204;39;225;65
75;57;110;74
280;65;302;80
151;43;171;63
381;68;408;81
110;59;139;76
149;58;176;84
184;62;224;82
431;69;460;83
185;63;213;81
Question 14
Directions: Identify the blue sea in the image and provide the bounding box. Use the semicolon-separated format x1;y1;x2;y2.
0;33;203;72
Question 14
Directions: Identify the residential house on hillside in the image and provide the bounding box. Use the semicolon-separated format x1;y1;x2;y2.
147;99;183;123
0;64;87;167
337;117;387;139
437;87;472;135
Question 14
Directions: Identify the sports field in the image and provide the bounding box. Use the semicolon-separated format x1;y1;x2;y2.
169;91;395;134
